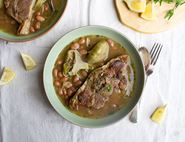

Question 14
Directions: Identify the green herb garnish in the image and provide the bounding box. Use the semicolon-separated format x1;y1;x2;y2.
106;84;112;92
154;0;185;19
165;9;174;19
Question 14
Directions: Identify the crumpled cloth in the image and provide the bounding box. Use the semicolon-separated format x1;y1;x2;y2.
0;0;185;141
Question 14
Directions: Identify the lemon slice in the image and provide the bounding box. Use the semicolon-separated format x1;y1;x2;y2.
150;105;167;124
21;53;37;71
141;1;157;20
124;0;146;13
0;67;16;85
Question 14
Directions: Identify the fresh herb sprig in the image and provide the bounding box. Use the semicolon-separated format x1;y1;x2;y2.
154;0;185;19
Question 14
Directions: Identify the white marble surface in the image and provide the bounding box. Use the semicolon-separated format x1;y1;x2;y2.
1;0;185;141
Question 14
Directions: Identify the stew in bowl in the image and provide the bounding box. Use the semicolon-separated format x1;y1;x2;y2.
43;26;145;127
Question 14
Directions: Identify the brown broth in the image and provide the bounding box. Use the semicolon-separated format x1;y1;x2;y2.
53;35;135;119
0;6;19;34
72;92;131;118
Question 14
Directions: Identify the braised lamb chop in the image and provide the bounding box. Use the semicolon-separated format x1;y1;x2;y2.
70;55;134;110
4;0;36;35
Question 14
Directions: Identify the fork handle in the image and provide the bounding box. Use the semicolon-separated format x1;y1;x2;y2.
129;76;148;123
129;101;141;123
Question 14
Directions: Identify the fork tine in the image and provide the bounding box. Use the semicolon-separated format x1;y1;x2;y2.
153;45;162;65
150;43;157;59
151;44;160;64
150;43;155;54
151;44;162;65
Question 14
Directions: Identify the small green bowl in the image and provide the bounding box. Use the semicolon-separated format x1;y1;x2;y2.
0;0;68;42
43;26;145;128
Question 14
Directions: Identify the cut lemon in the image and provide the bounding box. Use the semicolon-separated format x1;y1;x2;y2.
141;1;157;21
124;0;146;13
21;53;37;71
0;67;16;85
150;105;167;124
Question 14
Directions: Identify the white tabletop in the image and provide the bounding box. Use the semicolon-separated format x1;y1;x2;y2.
1;0;185;142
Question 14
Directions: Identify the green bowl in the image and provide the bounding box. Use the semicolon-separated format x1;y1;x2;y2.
43;26;145;128
0;0;68;42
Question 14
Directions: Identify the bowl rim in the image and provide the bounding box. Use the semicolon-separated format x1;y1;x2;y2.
0;0;68;43
43;25;145;128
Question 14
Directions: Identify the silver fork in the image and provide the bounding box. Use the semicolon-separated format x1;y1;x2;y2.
129;43;163;123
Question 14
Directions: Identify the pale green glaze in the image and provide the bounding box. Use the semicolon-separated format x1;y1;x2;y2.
43;26;145;128
0;0;67;42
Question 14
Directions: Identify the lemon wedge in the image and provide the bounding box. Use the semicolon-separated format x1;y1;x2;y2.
150;105;167;124
125;0;146;13
141;1;157;20
0;67;16;85
21;53;37;71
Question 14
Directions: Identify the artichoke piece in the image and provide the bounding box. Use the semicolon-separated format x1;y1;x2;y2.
63;50;74;75
63;50;89;76
34;0;46;10
71;50;89;75
87;40;109;64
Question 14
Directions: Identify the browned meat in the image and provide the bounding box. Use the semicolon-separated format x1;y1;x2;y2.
4;0;36;35
70;55;134;110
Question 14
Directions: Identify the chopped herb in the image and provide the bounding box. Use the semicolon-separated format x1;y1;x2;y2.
106;84;112;92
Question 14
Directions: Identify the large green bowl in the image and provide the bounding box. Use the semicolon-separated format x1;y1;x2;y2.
43;26;145;128
0;0;68;42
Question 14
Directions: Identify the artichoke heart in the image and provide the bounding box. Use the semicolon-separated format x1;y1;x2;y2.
63;50;89;76
63;50;74;75
87;40;109;64
34;0;47;10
